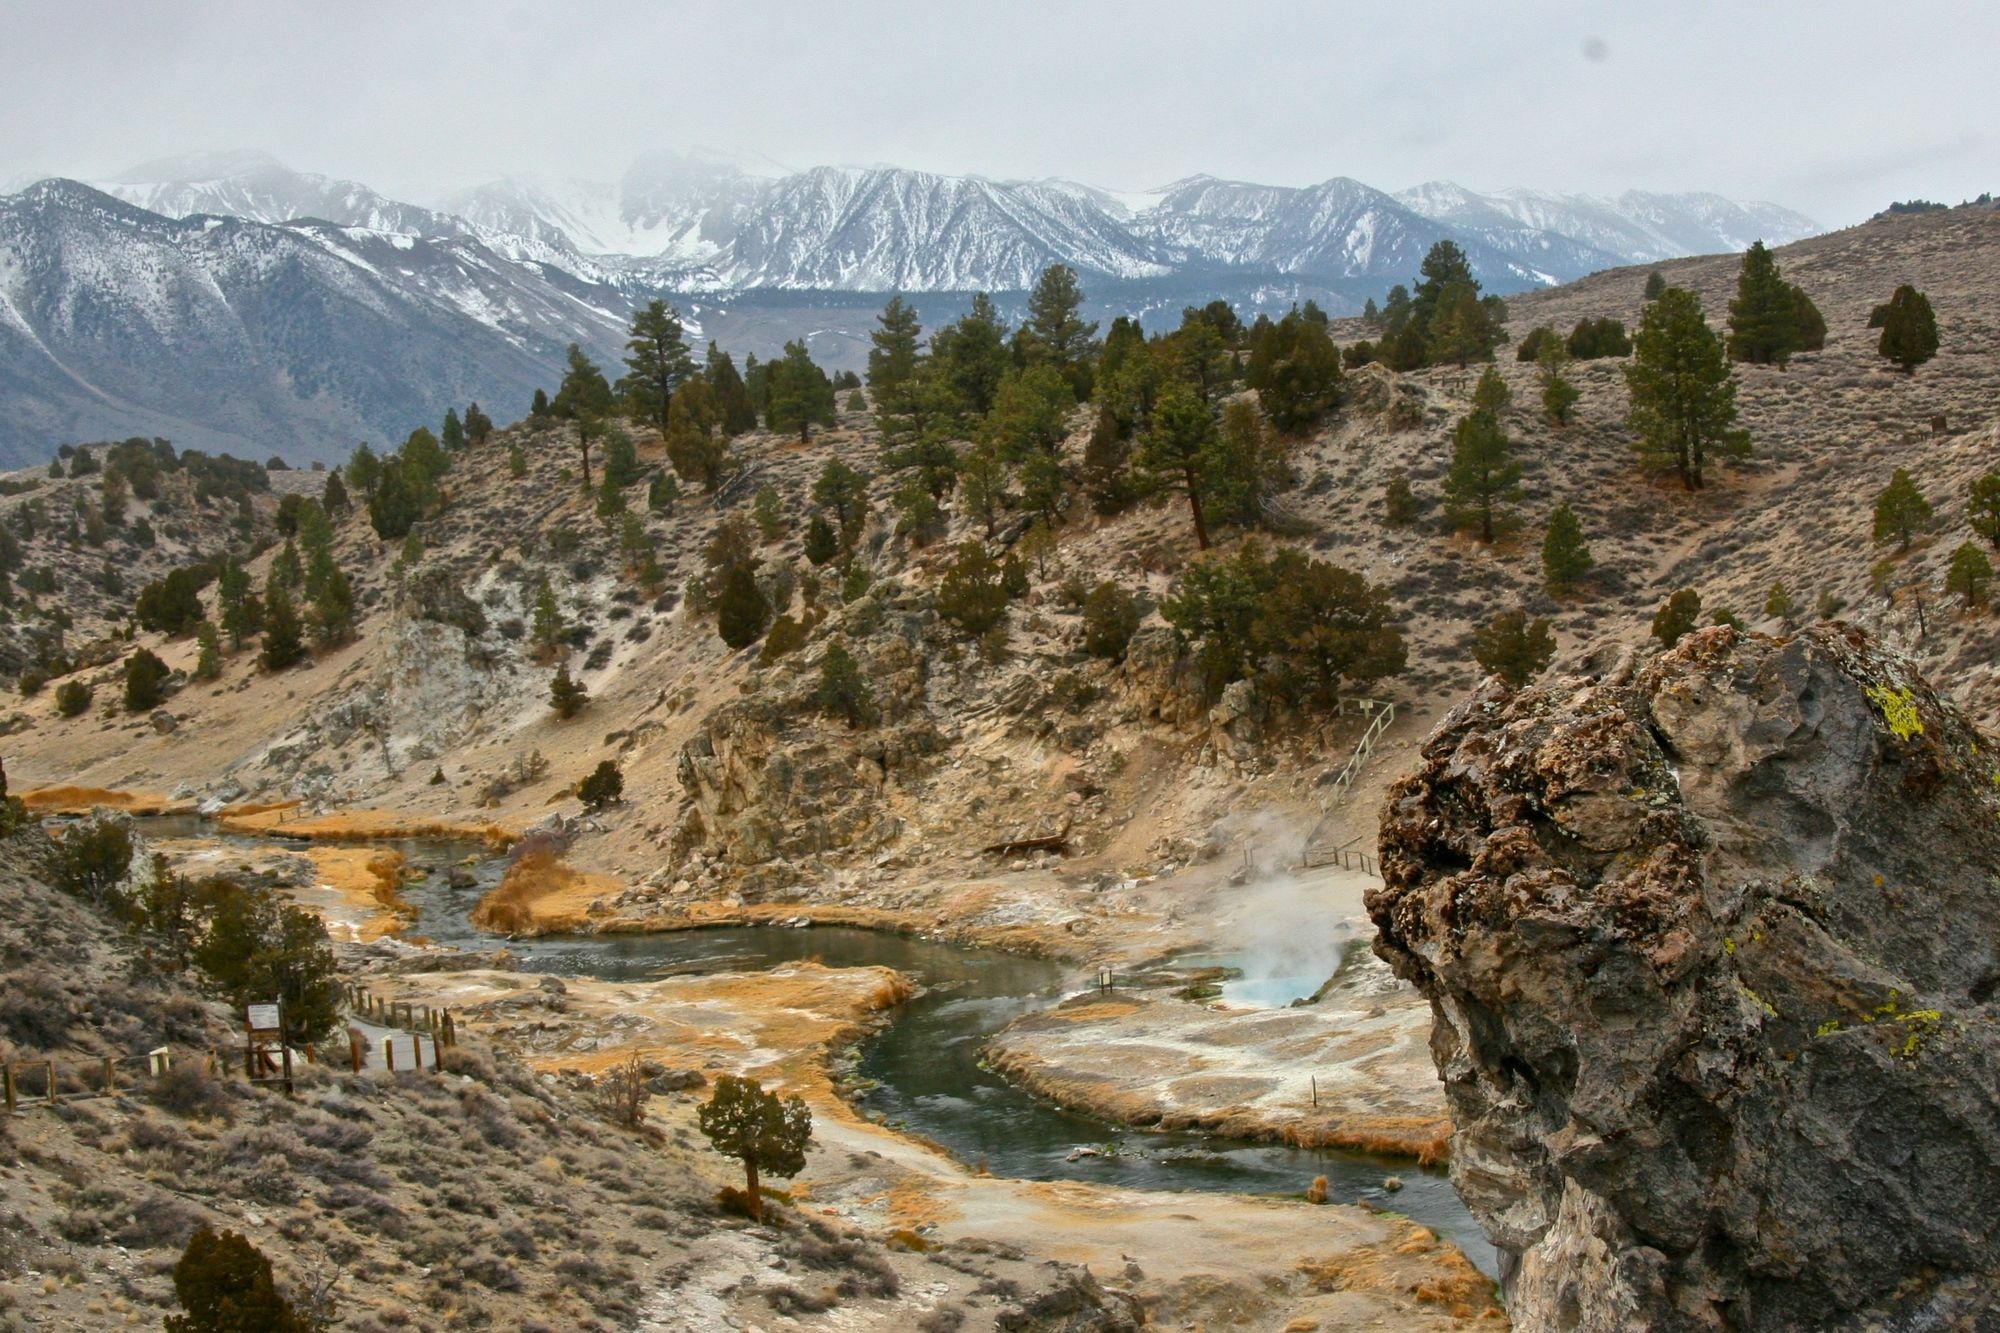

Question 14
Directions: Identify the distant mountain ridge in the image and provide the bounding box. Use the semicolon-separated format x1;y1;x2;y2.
0;155;1819;468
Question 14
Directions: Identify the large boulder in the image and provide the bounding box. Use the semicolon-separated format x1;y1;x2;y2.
1369;625;2000;1330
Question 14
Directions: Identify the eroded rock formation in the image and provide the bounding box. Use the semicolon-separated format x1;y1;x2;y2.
1369;625;2000;1330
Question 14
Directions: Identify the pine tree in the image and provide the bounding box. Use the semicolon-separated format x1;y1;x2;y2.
867;295;923;398
401;426;449;493
815;641;876;727
193;621;223;680
309;564;354;647
1133;382;1223;549
811;459;871;546
665;377;730;492
1427;281;1505;366
1538;337;1579;424
217;558;258;649
1020;264;1099;396
367;458;421;540
1383;470;1419;526
1877;284;1940;372
1246;312;1342;433
441;407;465;451
933;294;1012;416
1472;609;1557;686
260;584;307;671
1625;288;1750;489
1763;581;1795;624
1652;588;1702;648
1644;270;1668;300
530;579;564;662
752;485;786;542
1540;504;1592;593
1946;542;1992;608
715;564;770;649
705;343;758;436
463;401;493;445
768;341;837;442
1443;405;1521;542
124;648;170;711
548;662;588;719
552;343;614;485
935;540;1010;636
321;468;349;517
1410;240;1476;337
344;441;381;497
531;387;550;418
1726;241;1800;366
619;300;695;434
1967;471;2000;550
1789;285;1827;351
507;442;527;478
1872;468;1933;551
803;514;838;567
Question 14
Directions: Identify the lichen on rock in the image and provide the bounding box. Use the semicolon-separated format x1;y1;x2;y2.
1368;624;2000;1330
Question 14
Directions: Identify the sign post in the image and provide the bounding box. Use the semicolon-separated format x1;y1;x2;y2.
244;1002;292;1097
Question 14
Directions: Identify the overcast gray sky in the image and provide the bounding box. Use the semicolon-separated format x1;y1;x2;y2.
1;0;1992;226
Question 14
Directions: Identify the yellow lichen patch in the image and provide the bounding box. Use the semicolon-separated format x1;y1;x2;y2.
1865;684;1924;741
215;806;517;845
19;785;182;815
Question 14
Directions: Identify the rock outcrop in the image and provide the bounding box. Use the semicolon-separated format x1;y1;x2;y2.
1369;625;2000;1330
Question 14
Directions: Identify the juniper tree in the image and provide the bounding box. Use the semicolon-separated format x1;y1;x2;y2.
166;1227;305;1333
1947;542;1992;608
1540;504;1592;593
1764;581;1796;624
123;648;169;711
803;514;838;567
578;759;623;809
507;443;527;479
1877;284;1939;372
1625;288;1749;489
1872;468;1933;551
715;564;770;649
1472;609;1557;686
619;300;695;434
1383;470;1419;526
752;485;786;541
811;459;871;547
935;540;1010;636
696;1074;813;1223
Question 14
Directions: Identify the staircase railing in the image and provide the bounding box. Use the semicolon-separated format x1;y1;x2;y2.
1300;697;1395;869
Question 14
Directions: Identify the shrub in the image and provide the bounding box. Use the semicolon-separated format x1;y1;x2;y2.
1080;582;1140;660
816;643;876;728
165;1226;306;1332
548;663;588;719
1471;609;1557;686
54;679;92;717
124;648;171;711
577;760;623;811
936;541;1009;637
51;815;134;909
1652;589;1702;648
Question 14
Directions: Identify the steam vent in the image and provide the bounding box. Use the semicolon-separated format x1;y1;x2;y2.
1368;625;2000;1330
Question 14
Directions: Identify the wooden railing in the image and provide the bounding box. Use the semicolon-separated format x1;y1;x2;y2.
1301;697;1395;870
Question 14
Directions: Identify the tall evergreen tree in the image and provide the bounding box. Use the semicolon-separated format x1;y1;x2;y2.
1246;312;1343;433
1726;241;1801;366
619;300;695;434
767;341;837;442
552;343;614;485
1133;382;1223;549
1877;284;1940;372
260;583;308;671
548;662;588;719
441;407;464;451
1967;471;2000;551
1019;264;1099;396
715;563;770;649
1625;288;1750;489
932;293;1012;416
705;344;759;437
1443;402;1522;542
344;441;381;497
1947;542;1993;608
463;401;493;444
1644;270;1668;300
866;296;923;397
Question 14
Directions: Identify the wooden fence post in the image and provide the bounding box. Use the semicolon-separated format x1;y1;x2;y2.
101;1056;117;1094
44;1059;57;1106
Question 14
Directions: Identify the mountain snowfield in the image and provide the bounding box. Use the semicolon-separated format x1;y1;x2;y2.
0;152;1819;467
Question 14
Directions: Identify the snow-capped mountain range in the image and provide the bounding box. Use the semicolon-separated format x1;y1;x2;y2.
0;152;1816;466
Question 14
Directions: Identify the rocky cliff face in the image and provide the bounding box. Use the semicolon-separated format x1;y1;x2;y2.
1369;625;2000;1330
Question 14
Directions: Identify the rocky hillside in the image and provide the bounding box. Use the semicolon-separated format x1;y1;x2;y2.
1370;625;2000;1329
1;204;1995;917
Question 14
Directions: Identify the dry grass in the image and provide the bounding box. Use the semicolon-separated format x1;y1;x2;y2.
19;785;179;815
217;806;517;846
1279;1116;1454;1166
1295;1220;1504;1321
470;848;611;934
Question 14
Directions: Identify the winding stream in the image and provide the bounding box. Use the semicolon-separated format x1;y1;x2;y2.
142;819;1494;1274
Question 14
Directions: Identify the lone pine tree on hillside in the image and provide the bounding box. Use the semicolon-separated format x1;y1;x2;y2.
1134;381;1223;549
1726;241;1823;367
577;759;623;810
697;1074;813;1223
1873;468;1933;551
1540;503;1593;593
1626;288;1750;489
1876;284;1940;372
548;662;588;719
1967;471;2000;550
768;340;837;442
1443;378;1521;543
552;343;615;486
1946;542;1992;609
